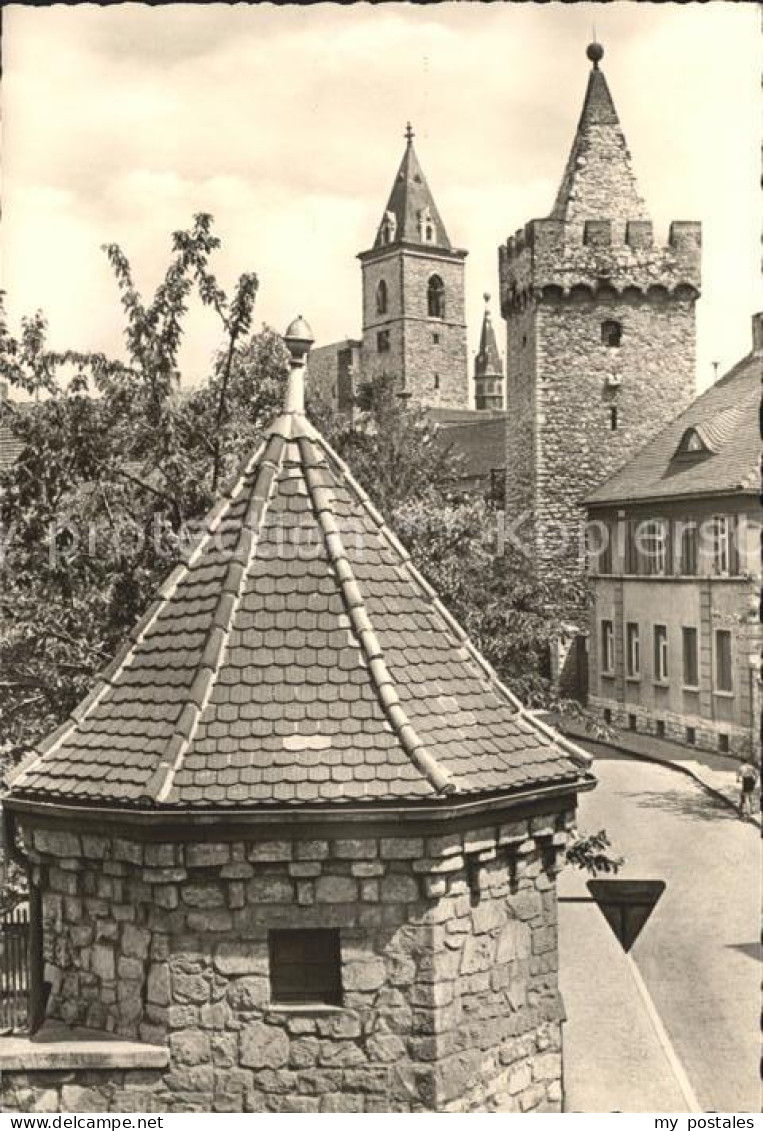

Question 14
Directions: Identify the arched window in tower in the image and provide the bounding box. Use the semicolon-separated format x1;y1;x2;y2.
602;320;623;348
427;275;445;319
376;280;388;316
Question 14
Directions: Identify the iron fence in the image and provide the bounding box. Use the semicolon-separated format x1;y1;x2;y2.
0;904;29;1032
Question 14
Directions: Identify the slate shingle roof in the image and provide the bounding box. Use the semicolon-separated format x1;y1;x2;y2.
438;417;507;483
7;371;586;811
372;130;454;253
587;349;760;506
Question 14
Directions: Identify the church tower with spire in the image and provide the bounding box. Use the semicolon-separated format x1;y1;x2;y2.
499;42;701;607
358;125;469;408
474;293;504;410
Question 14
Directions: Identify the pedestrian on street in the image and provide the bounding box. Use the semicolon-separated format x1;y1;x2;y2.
736;759;759;819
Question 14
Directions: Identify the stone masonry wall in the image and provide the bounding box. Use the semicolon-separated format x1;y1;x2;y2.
588;694;754;759
361;249;468;409
8;809;575;1113
503;289;696;618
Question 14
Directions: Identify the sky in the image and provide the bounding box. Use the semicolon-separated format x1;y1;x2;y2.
3;2;761;398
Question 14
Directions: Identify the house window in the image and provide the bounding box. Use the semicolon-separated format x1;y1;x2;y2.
600;620;615;675
590;520;614;574
626;622;640;679
625;520;639;574
641;519;668;575
376;280;388;316
602;320;623;347
678;523;699;575
715;630;733;693
710;515;737;575
433;373;440;391
609;407;618;431
427;275;445;319
268;929;342;1006
686;726;696;745
377;330;390;353
718;733;730;754
654;625;668;682
682;627;699;688
433;333;440;344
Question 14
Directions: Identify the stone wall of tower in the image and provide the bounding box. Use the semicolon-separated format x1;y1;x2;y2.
504;303;538;539
361;250;468;409
499;218;700;614
6;811;574;1113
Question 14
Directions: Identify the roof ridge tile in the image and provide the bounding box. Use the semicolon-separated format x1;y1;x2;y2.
148;446;285;804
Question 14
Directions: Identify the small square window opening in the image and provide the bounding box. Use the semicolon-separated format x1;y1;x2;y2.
269;928;342;1007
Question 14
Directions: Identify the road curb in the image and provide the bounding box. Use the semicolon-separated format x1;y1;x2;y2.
559;729;762;831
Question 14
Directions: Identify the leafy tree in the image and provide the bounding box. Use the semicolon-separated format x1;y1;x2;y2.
0;216;288;760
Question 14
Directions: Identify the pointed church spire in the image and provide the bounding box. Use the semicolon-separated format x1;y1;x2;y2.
475;294;502;380
474;294;504;411
373;125;452;250
551;42;648;225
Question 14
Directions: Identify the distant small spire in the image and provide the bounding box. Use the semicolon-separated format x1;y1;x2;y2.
586;40;604;69
484;291;491;305
405;122;415;144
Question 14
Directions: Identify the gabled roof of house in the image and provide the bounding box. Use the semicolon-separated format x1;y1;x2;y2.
587;347;760;506
7;339;586;812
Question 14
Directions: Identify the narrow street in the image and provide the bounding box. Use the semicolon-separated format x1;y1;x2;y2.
560;746;761;1113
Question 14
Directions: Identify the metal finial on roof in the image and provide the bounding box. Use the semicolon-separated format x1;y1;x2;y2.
283;316;314;414
484;292;491;305
586;40;604;68
405;122;415;144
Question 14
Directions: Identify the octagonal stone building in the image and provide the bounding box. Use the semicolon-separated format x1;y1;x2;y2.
2;321;593;1113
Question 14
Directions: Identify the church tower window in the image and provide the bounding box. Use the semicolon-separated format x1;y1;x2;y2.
376;280;388;316
427;275;445;319
602;320;623;347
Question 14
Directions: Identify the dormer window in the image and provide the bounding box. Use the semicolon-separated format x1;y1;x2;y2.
602;320;622;348
380;211;397;246
376;280;388;316
418;208;435;244
675;427;709;460
427;275;445;319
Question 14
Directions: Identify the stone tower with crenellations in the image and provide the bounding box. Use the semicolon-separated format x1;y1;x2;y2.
358;125;469;409
499;42;701;611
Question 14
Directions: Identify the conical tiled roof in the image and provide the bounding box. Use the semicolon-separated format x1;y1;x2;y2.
475;296;503;381
7;332;587;812
373;125;452;251
551;44;648;224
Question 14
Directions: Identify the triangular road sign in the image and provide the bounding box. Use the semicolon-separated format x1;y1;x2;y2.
587;879;665;952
